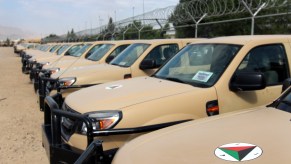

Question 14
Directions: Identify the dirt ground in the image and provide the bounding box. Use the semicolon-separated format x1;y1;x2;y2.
0;47;48;164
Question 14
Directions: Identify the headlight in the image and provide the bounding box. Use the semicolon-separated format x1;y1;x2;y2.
80;110;122;134
58;77;76;87
48;67;60;74
28;58;36;62
39;61;50;66
26;55;32;59
36;62;50;69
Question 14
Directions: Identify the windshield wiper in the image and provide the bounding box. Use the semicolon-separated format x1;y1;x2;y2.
110;63;128;67
164;77;186;84
151;74;158;78
280;100;291;106
87;58;96;61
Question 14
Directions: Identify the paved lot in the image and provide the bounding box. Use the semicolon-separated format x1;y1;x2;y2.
0;47;48;164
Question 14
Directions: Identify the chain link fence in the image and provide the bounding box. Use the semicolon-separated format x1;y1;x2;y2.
44;0;291;42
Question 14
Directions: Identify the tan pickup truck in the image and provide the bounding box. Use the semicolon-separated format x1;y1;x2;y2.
42;38;201;163
21;44;59;73
42;35;291;163
29;42;84;67
45;39;198;99
15;43;37;54
23;43;83;73
41;40;140;77
113;84;291;164
37;40;144;110
29;43;90;79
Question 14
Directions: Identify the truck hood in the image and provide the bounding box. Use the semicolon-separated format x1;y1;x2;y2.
42;56;75;69
49;56;77;67
43;56;80;69
28;51;50;57
57;64;129;85
49;59;97;78
113;107;291;164
33;55;60;63
65;76;199;114
69;58;97;68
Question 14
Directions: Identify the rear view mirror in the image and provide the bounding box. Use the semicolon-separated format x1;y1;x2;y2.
282;78;291;93
64;52;71;56
140;59;156;70
229;72;266;91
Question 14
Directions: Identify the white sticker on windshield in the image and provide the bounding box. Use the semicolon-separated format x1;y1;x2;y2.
119;62;126;66
192;71;213;82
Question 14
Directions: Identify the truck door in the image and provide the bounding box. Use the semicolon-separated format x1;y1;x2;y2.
217;43;290;114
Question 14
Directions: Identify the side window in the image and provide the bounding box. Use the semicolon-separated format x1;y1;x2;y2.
50;45;60;53
236;44;289;86
66;45;83;55
143;44;179;68
85;44;103;58
106;44;129;63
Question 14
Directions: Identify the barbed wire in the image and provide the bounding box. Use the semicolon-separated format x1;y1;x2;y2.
172;0;288;23
72;0;289;37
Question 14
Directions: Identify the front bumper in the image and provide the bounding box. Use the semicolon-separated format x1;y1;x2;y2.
42;96;190;163
38;76;97;111
30;67;41;83
42;124;82;164
22;59;35;74
30;63;47;83
42;96;110;163
38;76;60;111
21;58;29;74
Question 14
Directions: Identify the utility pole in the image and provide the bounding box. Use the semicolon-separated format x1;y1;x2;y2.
132;6;135;21
143;0;145;24
114;10;117;22
99;16;103;33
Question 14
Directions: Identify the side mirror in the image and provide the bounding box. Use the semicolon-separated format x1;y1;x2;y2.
85;52;92;58
106;56;115;63
64;51;71;56
229;72;266;91
282;78;291;93
140;59;156;70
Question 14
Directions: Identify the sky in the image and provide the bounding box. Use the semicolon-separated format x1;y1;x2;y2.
0;0;179;38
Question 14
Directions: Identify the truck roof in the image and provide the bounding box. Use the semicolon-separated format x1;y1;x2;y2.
195;35;291;45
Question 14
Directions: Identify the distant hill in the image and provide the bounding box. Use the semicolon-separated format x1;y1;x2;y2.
0;25;35;41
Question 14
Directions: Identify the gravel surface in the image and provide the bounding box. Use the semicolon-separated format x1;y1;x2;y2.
0;47;48;164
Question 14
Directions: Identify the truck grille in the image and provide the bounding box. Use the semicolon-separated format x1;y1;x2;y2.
45;81;54;95
61;103;82;141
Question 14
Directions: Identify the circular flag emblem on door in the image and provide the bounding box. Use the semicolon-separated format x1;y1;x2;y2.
214;143;262;162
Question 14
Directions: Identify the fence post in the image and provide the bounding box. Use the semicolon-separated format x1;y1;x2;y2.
241;0;266;35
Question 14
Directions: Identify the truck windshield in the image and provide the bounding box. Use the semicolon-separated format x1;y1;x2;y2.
49;45;61;53
155;44;242;87
42;45;51;51
71;43;93;57
86;44;114;61
110;43;150;67
57;45;70;55
66;44;84;56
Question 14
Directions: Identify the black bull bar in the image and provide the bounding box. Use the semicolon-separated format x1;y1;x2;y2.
38;75;98;111
42;96;191;163
38;76;60;111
